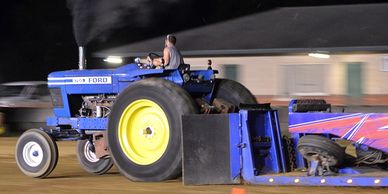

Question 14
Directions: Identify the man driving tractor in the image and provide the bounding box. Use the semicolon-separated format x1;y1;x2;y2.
148;34;184;69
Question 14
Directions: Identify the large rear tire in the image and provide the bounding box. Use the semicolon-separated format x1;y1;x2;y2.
15;128;58;178
213;78;257;109
107;78;197;182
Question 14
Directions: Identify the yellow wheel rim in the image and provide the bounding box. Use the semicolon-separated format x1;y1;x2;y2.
118;99;170;165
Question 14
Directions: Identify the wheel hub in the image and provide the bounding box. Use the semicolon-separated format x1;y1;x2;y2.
304;151;338;166
32;151;39;157
84;141;99;163
118;99;170;165
22;141;43;167
141;126;154;138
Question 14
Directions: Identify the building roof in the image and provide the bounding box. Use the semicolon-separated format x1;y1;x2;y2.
94;3;388;57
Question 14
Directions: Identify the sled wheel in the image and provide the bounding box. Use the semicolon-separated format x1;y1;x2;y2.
15;128;58;178
297;135;345;167
213;78;257;110
108;78;197;182
76;139;113;175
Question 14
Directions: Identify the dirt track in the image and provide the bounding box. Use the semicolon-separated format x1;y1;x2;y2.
1;137;387;194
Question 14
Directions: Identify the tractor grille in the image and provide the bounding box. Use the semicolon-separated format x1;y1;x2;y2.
49;88;63;108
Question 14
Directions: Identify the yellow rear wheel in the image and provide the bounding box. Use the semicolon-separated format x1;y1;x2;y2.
118;99;170;165
107;78;197;181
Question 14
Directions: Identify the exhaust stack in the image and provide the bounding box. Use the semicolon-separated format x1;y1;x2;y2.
78;46;86;70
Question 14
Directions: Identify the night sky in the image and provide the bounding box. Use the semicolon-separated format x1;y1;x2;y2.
0;0;257;82
1;0;387;83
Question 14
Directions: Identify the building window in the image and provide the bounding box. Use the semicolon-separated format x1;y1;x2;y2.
282;64;327;96
222;64;239;82
382;56;388;72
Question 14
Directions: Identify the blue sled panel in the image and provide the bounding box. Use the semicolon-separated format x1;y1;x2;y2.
185;109;388;187
251;174;388;187
240;110;388;187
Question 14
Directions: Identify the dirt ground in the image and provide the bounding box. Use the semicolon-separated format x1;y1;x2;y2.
0;137;387;194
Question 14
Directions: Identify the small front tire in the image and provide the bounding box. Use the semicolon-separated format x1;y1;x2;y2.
15;128;58;178
76;139;113;175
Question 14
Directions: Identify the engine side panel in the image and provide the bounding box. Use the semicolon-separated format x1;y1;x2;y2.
46;63;217;129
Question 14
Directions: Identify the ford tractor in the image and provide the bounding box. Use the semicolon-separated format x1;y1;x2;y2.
15;49;257;181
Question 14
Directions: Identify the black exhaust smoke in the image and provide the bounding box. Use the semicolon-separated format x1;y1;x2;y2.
67;0;182;47
67;0;192;70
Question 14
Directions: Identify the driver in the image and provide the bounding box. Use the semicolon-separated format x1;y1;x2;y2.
150;34;184;69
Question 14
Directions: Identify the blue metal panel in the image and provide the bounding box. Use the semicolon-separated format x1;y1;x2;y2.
162;70;184;86
48;73;115;94
46;116;60;127
115;63;142;74
289;112;352;126
240;109;286;183
116;64;165;79
46;117;108;130
250;175;388;186
48;64;165;80
65;84;114;94
47;117;78;129
47;64;168;95
339;167;362;174
260;112;282;173
78;118;108;130
229;113;241;182
240;110;256;182
189;70;215;80
48;69;115;79
272;111;287;172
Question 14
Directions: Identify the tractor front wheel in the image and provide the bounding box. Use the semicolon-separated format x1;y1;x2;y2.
15;128;58;178
76;139;113;175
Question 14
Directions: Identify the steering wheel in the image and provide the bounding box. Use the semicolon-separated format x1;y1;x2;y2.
147;52;165;69
148;52;162;61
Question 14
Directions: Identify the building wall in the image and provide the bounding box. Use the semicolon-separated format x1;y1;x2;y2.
185;53;388;98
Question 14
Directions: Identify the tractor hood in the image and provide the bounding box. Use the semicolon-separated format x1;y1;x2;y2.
48;63;166;85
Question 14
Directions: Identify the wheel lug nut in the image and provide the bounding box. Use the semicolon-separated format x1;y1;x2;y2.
32;151;39;157
143;127;152;135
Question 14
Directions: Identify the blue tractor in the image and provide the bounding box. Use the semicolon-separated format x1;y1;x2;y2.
14;52;257;181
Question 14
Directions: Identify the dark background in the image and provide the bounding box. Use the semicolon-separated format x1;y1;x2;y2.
1;0;388;83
